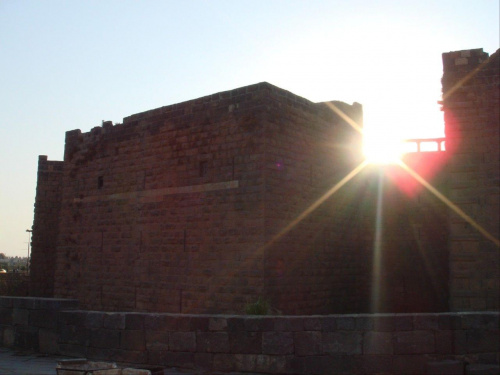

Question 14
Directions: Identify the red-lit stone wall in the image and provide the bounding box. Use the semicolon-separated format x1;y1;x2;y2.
442;48;500;310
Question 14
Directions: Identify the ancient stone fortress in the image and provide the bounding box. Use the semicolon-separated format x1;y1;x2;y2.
29;48;499;318
1;47;496;374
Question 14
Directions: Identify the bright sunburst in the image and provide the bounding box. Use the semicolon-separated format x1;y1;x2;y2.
363;134;405;165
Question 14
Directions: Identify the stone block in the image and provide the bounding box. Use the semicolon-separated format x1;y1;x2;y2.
213;353;235;372
121;369;152;375
90;329;120;349
322;331;362;355
427;360;465;375
146;342;168;365
294;331;322;356
59;324;89;346
169;331;196;352
393;355;426;374
194;352;213;371
262;331;293;355
227;318;245;332
209;317;227;331
373;316;396;331
39;328;58;354
165;316;192;331
413;314;439;330
360;355;393;374
197;332;229;353
439;314;462;330
394;331;435;354
297;355;359;375
394;315;413;331
12;297;37;309
454;329;467;354
229;331;262;354
2;326;15;347
363;331;393;354
60;311;87;327
12;308;29;326
233;354;258;372
103;313;126;330
466;364;500;375
13;325;38;350
58;343;87;358
462;313;500;330
145;329;168;347
125;313;145;330
336;317;356;330
161;352;195;369
244;317;274;332
0;307;12;325
0;297;14;308
466;330;500;353
254;354;287;374
85;312;104;328
435;330;454;354
144;314;168;331
190;316;209;332
121;329;146;351
321;317;336;331
302;317;322;331
274;317;304;332
30;309;58;329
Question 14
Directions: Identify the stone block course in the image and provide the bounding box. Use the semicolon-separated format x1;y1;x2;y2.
262;331;294;355
394;331;435;354
196;332;229;353
2;298;500;374
322;331;362;355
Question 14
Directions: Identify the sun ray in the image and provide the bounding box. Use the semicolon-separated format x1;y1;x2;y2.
441;53;496;102
263;160;369;250
399;160;500;247
324;102;364;135
370;169;384;313
182;160;369;313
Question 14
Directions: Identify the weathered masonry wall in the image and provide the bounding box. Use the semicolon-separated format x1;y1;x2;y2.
29;79;455;315
30;155;64;297
442;48;500;311
1;297;498;374
42;82;363;314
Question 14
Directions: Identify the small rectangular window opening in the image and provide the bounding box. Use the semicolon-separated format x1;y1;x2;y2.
199;161;208;177
98;176;104;189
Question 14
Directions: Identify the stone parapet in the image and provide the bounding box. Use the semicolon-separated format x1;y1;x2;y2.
1;297;498;374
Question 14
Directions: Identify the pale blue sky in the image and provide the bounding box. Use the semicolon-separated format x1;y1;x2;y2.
1;0;498;256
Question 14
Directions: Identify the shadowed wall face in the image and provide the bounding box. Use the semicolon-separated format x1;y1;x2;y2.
30;155;63;297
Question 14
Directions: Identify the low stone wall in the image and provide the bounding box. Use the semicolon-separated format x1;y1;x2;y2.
1;297;498;374
0;273;29;296
0;296;78;352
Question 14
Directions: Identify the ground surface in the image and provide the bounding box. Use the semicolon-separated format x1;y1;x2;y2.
0;347;262;375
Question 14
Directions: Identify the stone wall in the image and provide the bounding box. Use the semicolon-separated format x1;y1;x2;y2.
1;297;498;374
39;82;364;314
29;79;459;315
442;48;500;311
29;155;64;297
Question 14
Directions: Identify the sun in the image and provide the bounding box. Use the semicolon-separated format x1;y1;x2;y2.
363;135;405;165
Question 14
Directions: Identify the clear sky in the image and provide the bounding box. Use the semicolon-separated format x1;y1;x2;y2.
0;0;498;257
